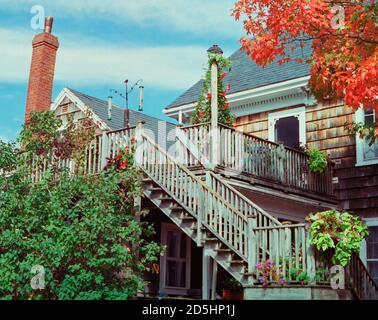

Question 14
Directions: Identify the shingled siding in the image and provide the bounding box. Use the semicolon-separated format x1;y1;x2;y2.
234;102;378;218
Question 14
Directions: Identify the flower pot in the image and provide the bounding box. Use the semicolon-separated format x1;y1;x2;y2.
222;289;243;300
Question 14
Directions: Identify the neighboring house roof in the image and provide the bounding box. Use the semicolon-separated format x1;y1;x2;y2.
66;88;176;148
166;44;312;110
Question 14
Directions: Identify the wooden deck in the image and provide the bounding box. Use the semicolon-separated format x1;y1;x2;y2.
177;123;336;203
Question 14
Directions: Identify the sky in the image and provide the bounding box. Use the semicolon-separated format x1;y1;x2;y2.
0;0;245;142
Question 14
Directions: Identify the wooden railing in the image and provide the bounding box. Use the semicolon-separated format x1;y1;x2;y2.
346;252;378;300
206;172;281;228
250;224;318;283
178;123;334;196
139;132;251;260
177;123;210;167
29;126;136;180
105;126;136;160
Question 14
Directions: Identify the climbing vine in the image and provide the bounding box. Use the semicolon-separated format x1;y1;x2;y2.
192;52;235;126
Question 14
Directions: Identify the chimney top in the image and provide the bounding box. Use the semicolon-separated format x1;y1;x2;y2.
44;16;53;34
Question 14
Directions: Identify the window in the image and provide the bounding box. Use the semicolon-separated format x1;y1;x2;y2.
275;116;300;149
268;107;306;149
160;223;191;295
355;108;378;166
366;226;378;285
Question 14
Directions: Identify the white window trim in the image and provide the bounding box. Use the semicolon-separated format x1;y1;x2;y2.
268;106;306;146
360;218;378;267
355;108;378;166
159;223;191;296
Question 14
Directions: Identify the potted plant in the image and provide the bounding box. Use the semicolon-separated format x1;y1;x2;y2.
220;277;243;300
305;147;328;174
306;209;369;267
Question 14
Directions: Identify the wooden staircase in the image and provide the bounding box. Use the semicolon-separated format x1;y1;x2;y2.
138;132;281;287
29;124;378;299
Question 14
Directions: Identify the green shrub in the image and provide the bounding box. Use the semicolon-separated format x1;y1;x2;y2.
306;210;369;267
306;148;328;174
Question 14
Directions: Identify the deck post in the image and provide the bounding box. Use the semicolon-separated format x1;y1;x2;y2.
197;184;204;247
175;124;184;165
135;121;145;167
207;45;223;170
202;250;211;299
100;132;109;169
306;229;316;284
211;258;218;300
247;215;257;274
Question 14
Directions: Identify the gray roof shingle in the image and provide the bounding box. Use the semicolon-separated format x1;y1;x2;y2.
67;88;176;149
166;44;312;110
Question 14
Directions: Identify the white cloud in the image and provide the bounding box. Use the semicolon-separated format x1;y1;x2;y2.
0;27;211;90
0;0;242;38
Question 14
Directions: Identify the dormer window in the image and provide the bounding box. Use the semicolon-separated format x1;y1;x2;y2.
356;108;378;166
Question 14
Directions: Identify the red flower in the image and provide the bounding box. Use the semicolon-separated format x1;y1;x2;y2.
130;137;136;143
222;103;230;110
207;93;212;99
221;72;227;79
227;83;231;91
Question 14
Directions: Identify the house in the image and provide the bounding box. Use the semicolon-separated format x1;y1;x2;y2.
25;18;377;300
164;44;378;293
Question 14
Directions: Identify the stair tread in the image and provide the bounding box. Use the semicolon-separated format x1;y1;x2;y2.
204;238;218;242
230;260;245;264
148;187;162;191
215;248;232;252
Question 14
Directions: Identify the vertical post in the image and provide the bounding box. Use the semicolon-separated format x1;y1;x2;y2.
178;110;183;125
247;215;257;274
197;184;204;247
202;250;210;300
211;258;218;300
135;121;145;167
100;132;109;169
210;61;218;168
175;124;184;165
207;45;223;169
306;228;316;284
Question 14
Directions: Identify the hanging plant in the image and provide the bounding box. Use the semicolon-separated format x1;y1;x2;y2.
306;210;369;267
305;147;328;174
192;52;235;126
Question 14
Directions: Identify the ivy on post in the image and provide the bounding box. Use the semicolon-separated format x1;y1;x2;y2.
192;45;235;169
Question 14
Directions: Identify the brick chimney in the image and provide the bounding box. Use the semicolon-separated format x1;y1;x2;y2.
25;16;59;120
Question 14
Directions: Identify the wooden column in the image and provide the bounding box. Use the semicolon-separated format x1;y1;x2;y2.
210;61;218;169
100;132;109;169
247;215;257;274
207;44;223;170
135;121;145;167
306;229;316;284
211;258;218;300
202;250;211;299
